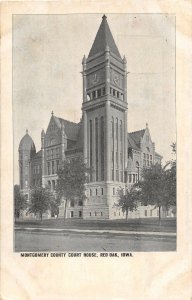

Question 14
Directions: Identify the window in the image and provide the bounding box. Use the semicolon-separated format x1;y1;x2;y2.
116;118;118;140
129;174;132;183
95;212;97;216
25;166;28;175
101;212;103;216
52;180;55;190
56;160;59;171
95;118;99;181
70;201;74;207
116;152;118;164
47;162;50;175
51;149;54;159
112;169;114;181
150;210;152;217
90;120;93;181
146;135;149;143
143;153;146;159
120;120;123;142
121;93;124;100
96;188;97;196
150;155;152;160
110;87;112;95
102;87;105;95
101;188;103;195
87;93;91;101
90;189;92;196
100;117;104;180
133;174;135;183
111;151;114;163
147;154;149;159
52;161;55;174
117;91;120;98
113;89;116;97
116;170;119;181
120;153;123;166
78;201;83;206
113;187;115;195
143;160;146;166
48;181;51;189
70;211;74;218
79;211;82;217
97;89;101;97
120;171;123;182
92;90;96;99
90;212;91;216
145;210;147;217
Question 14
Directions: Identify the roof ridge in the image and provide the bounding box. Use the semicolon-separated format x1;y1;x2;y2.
55;116;79;126
129;129;145;134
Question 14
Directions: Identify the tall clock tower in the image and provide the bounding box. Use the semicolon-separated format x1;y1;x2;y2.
82;15;128;219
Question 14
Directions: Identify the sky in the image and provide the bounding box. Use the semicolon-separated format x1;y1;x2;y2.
13;14;176;184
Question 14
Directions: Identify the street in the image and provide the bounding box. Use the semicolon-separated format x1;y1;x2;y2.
15;229;176;252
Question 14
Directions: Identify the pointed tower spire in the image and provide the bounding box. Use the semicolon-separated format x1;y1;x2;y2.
88;15;121;59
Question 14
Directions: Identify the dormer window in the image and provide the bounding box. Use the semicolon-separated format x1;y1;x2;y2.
146;135;149;143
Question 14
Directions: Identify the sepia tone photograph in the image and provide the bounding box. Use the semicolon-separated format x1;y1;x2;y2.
13;13;176;252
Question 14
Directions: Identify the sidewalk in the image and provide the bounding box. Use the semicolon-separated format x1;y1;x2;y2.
15;226;176;237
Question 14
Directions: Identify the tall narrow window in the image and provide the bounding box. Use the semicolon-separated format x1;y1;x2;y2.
111;117;114;181
116;118;119;171
95;118;99;181
56;160;59;172
89;120;93;181
47;162;50;175
52;161;55;174
100;116;104;180
92;90;96;99
120;120;123;143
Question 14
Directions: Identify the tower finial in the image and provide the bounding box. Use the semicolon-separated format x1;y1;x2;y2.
26;129;28;134
146;122;148;128
102;14;107;20
51;111;54;116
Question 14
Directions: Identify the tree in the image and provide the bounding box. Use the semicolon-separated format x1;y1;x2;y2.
56;156;89;222
164;142;176;211
139;163;167;223
29;186;54;221
14;185;27;221
116;187;138;221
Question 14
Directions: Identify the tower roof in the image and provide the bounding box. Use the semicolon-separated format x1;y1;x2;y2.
88;15;121;59
19;130;36;152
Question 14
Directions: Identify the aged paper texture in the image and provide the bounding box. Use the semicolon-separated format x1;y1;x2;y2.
1;1;192;299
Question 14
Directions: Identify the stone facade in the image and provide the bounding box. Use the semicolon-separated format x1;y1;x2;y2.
18;15;164;220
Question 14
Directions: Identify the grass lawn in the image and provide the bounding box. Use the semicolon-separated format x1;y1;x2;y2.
15;217;176;233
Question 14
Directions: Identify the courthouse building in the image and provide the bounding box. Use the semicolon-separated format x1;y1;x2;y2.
18;15;162;219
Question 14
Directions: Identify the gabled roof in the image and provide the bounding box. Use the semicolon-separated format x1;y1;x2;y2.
33;150;42;159
54;117;80;141
129;129;145;148
155;151;162;158
127;133;140;151
88;15;121;59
